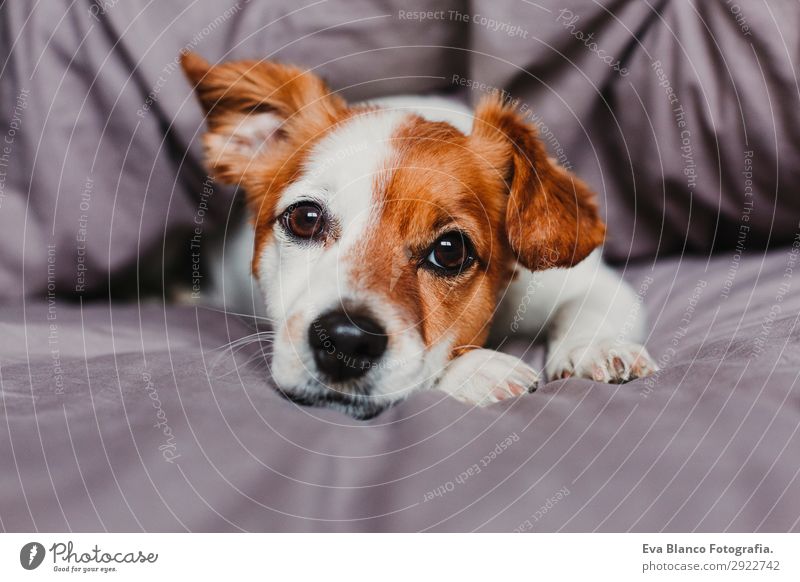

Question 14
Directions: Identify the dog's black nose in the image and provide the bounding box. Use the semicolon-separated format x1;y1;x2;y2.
308;309;388;382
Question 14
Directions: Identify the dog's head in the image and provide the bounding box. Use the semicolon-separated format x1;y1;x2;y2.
182;53;604;418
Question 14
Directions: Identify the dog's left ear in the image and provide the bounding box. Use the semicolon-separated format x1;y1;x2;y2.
181;52;345;185
470;97;605;271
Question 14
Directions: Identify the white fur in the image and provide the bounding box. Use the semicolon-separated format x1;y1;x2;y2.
258;108;452;405
204;96;655;412
437;349;540;404
489;250;654;382
207;112;283;158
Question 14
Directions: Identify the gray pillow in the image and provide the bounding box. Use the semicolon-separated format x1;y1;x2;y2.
1;0;798;299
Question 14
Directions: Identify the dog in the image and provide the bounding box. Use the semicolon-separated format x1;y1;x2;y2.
181;52;657;419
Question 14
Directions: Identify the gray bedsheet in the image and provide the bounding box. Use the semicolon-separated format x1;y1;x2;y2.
2;247;798;531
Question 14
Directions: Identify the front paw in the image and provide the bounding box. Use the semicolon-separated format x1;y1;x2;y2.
547;340;658;383
437;349;540;406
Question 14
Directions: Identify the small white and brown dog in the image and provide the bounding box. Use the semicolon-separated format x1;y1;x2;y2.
182;53;657;419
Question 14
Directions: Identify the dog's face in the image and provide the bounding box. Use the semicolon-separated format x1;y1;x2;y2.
182;53;604;418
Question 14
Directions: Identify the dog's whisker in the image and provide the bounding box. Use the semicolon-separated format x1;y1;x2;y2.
211;344;275;379
223;339;272;362
213;337;274;363
211;350;274;380
214;331;275;354
231;348;273;369
209;332;275;375
195;303;276;322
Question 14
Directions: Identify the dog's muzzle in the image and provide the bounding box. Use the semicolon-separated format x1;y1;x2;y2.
276;308;394;419
308;308;388;382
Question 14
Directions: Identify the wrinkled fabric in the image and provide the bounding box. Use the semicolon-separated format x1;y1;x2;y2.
1;249;798;531
1;1;799;298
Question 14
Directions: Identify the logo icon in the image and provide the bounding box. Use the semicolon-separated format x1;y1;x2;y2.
20;542;46;570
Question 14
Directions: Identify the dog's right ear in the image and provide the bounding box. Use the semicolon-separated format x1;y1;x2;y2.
181;52;346;184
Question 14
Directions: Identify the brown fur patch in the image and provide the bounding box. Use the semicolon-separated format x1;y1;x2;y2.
471;96;606;271
349;116;515;354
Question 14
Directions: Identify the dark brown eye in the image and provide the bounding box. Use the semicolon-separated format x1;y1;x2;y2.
283;202;325;240
425;231;475;275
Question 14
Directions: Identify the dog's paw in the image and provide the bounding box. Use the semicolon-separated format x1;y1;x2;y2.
546;340;658;383
437;349;540;406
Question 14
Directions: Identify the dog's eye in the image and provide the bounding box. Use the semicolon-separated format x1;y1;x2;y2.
424;231;475;275
282;202;325;240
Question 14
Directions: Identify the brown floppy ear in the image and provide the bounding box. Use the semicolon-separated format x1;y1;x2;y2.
180;52;345;184
471;97;605;271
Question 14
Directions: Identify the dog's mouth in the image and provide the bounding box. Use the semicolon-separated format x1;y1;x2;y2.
275;385;392;420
